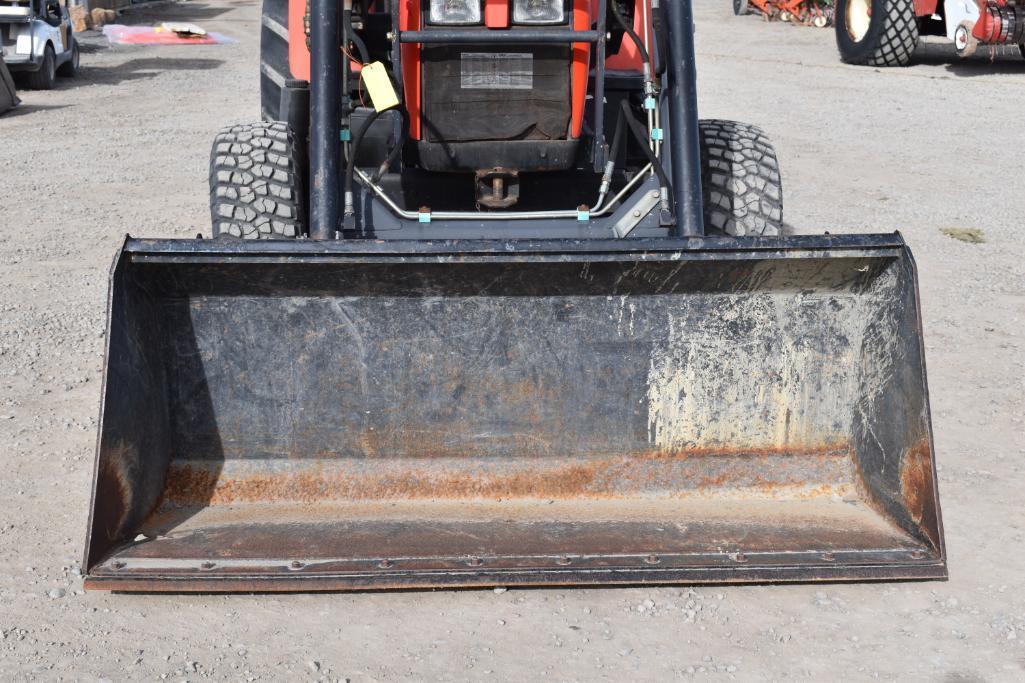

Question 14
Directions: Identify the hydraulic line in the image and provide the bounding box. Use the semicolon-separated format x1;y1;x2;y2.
343;7;370;63
595;103;628;208
343;108;383;222
610;1;650;65
620;100;671;211
371;107;408;182
611;1;658;154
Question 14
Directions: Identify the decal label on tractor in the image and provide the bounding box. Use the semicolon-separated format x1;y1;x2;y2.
460;52;533;90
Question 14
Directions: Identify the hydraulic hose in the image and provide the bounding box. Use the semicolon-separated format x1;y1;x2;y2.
343;108;383;221
342;8;370;64
595;104;628;205
372;107;408;182
611;1;650;67
619;100;672;207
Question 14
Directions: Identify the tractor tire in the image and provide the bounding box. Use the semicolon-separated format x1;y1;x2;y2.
209;121;306;239
698;119;784;238
835;0;919;66
26;45;56;90
57;39;80;78
733;0;750;16
260;0;291;121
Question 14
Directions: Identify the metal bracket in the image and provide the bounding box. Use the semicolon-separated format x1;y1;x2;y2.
613;189;662;238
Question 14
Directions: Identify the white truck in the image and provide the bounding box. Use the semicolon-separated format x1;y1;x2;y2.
0;0;78;89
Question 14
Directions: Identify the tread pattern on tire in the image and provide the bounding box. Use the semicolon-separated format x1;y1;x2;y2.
698;119;783;238
844;0;919;66
209;122;305;239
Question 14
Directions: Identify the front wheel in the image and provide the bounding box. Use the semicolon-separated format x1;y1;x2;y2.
698;120;784;237
209;121;306;239
26;45;56;90
733;0;750;16
834;0;919;66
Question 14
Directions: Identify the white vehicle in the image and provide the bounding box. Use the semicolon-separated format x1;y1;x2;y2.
0;0;79;89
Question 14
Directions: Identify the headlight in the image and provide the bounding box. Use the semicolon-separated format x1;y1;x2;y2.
512;0;564;24
428;0;482;24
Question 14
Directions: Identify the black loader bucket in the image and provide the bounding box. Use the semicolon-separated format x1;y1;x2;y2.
83;235;945;591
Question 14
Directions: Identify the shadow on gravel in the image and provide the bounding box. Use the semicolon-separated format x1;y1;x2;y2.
912;41;1025;75
79;57;225;86
118;1;236;24
0;103;70;119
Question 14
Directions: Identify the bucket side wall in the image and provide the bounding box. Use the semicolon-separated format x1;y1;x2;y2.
85;257;174;570
851;250;942;551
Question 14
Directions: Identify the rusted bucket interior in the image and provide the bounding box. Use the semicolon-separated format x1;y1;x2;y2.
84;240;945;590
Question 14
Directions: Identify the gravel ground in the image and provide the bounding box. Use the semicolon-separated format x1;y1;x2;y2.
1;1;1023;679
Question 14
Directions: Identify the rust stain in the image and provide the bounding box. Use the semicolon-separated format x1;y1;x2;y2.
96;440;137;539
900;439;940;547
156;442;855;508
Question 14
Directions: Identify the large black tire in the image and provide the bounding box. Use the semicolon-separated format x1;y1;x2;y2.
26;45;56;90
57;39;79;78
733;0;750;16
260;0;291;121
835;0;919;66
209;121;306;239
698;120;784;238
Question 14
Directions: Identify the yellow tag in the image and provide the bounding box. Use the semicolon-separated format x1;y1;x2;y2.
361;62;400;112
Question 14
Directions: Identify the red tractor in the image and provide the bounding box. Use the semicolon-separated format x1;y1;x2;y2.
835;0;1025;65
78;0;947;592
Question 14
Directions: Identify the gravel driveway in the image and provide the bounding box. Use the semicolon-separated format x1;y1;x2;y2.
1;0;1022;679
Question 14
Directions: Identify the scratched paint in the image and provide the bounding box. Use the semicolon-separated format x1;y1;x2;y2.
646;289;871;451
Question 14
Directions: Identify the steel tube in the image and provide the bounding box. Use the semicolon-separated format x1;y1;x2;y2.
310;0;341;239
664;0;704;236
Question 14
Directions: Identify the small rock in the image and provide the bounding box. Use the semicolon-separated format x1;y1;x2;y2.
307;661;320;673
47;588;66;599
493;587;507;594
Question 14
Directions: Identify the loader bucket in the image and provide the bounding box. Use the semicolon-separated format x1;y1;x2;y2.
83;234;945;591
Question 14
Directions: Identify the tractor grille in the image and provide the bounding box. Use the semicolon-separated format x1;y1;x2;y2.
420;44;572;143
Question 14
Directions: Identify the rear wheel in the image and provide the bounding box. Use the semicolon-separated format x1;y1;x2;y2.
57;39;79;77
834;0;919;66
260;0;291;121
26;45;56;90
209;121;306;239
698;120;784;237
733;0;750;15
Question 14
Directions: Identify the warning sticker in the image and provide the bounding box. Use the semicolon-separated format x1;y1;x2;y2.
460;53;533;90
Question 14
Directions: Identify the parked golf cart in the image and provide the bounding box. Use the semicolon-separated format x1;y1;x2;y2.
0;0;79;89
